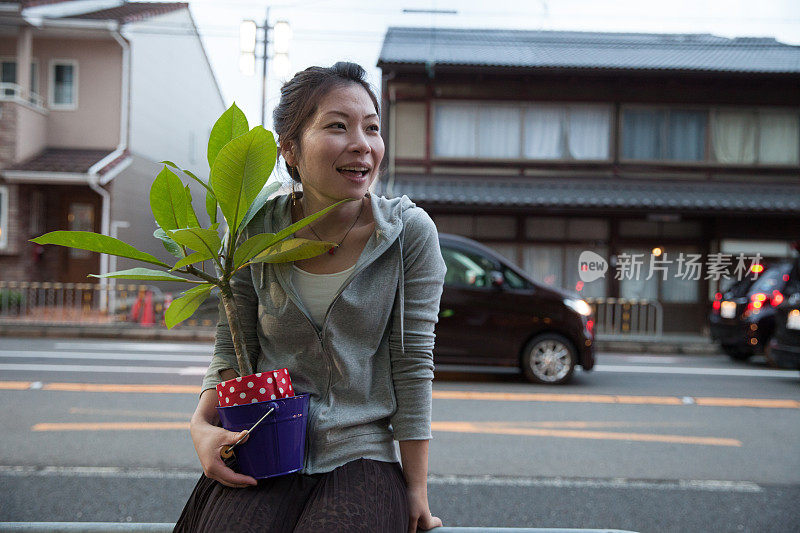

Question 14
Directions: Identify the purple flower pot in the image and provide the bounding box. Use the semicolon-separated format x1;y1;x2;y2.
216;393;309;479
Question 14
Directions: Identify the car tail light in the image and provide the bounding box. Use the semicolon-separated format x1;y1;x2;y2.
771;290;784;307
586;319;594;337
712;300;721;313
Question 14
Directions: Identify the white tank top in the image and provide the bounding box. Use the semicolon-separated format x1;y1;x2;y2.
290;263;357;329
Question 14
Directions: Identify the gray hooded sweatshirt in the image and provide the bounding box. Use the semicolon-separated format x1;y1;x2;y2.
201;191;447;474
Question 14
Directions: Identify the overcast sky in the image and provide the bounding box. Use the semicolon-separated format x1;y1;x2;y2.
184;0;800;129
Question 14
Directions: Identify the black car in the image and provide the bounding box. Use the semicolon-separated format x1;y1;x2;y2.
435;233;595;385
710;262;793;360
769;260;800;370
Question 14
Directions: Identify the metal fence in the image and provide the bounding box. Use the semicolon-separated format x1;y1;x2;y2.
584;297;663;338
0;281;215;328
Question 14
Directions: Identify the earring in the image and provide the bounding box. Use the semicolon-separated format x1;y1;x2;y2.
290;167;297;207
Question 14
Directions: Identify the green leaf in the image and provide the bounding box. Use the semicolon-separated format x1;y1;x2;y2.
185;186;201;228
31;231;169;268
250;238;338;264
207;102;249;169
150;166;188;231
205;189;218;225
172;251;213;271
88;267;196;282
210;126;277;234
234;232;277;269
165;284;214;329
237;181;282;233
169;227;222;258
161;160;217;201
153;228;183;258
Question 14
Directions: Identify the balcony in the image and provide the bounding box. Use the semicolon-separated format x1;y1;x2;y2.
0;83;48;169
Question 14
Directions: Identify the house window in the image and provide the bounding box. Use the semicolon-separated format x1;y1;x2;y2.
434;103;521;158
434;102;611;161
1;61;15;97
617;247;700;303
524;105;611;160
621;108;707;162
50;60;78;109
521;244;608;297
711;109;800;165
0;186;8;249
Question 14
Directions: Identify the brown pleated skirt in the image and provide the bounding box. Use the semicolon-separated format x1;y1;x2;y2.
174;457;409;533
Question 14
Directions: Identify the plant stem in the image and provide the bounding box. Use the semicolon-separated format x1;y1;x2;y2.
219;282;253;377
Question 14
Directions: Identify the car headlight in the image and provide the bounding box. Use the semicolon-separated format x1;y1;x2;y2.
564;298;592;317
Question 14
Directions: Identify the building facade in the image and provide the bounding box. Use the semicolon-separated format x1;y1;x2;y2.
377;27;800;334
0;0;224;285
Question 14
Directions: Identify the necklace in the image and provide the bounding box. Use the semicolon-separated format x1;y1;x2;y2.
298;196;365;255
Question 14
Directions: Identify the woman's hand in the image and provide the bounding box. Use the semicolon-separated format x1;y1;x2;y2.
406;484;443;533
190;388;258;489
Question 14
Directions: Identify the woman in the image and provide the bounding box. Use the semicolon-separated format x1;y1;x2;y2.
175;62;446;532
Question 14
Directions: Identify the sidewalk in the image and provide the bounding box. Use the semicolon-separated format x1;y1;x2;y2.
0;323;721;355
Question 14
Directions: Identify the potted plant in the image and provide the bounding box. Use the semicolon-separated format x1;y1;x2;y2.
31;103;353;477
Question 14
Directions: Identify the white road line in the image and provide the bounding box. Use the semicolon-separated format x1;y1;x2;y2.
53;342;211;352
595;364;798;378
0;351;211;362
0;363;207;375
0;465;765;493
427;474;764;493
0;465;200;479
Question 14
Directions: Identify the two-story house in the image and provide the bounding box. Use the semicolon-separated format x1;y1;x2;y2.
0;0;224;284
377;27;800;334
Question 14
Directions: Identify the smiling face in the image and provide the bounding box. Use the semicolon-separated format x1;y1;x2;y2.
281;83;384;205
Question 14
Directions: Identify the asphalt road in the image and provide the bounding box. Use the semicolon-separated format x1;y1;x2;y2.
0;336;798;532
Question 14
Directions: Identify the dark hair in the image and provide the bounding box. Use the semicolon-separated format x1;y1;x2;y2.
273;62;380;182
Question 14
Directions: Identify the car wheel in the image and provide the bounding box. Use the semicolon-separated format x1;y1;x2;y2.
721;344;753;361
521;333;577;385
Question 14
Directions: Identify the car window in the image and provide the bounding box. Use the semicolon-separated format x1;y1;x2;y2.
503;267;528;289
441;246;495;288
747;263;792;296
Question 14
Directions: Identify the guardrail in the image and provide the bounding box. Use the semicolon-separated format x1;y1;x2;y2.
584;297;663;338
0;281;217;328
0;524;637;532
0;82;46;108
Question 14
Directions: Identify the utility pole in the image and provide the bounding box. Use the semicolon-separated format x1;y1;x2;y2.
260;7;270;127
241;9;290;127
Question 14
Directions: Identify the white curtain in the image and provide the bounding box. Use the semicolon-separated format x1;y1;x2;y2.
711;110;756;163
661;250;700;303
618;249;658;300
522;245;563;288
434;104;477;157
622;110;662;160
567;106;611;160
478;106;521;158
523;107;563;159
667;111;706;161
758;112;800;164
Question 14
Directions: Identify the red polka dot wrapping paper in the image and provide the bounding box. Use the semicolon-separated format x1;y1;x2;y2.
216;368;294;407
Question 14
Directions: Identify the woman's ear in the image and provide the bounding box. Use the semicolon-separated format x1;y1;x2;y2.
281;141;297;167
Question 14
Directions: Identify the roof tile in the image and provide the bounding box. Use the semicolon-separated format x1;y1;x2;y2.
379;27;800;74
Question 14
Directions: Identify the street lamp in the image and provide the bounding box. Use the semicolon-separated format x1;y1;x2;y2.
239;19;257;77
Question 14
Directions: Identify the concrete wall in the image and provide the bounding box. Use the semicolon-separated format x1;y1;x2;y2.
123;8;225;164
